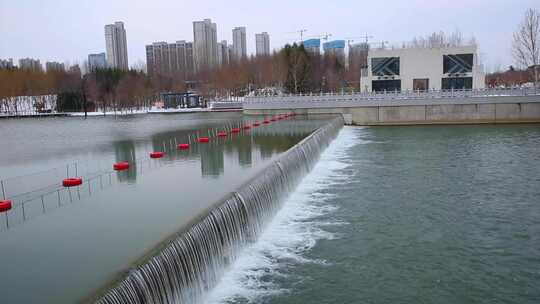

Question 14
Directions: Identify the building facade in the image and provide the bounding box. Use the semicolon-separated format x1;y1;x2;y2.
302;39;321;56
193;19;218;71
360;45;485;92
146;40;193;79
88;53;107;71
255;32;270;56
19;58;42;71
45;61;65;72
348;42;369;70
323;40;346;65
232;27;247;60
0;58;14;69
104;21;129;70
217;40;229;65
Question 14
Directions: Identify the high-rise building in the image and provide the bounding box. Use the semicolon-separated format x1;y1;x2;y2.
105;21;129;70
255;32;270;56
323;40;346;65
45;62;65;72
88;53;107;72
232;27;247;60
217;40;229;65
193;19;218;71
68;64;82;78
0;58;14;69
19;58;42;71
146;40;194;79
303;39;321;56
228;45;234;64
146;42;170;77
349;43;369;70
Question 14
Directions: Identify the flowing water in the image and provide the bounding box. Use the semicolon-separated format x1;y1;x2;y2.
3;116;538;304
206;124;540;304
0;113;340;303
96;117;344;303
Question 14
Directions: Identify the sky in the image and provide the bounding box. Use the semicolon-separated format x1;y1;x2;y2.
1;0;538;72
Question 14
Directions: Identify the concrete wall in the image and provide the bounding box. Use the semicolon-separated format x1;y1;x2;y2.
244;95;540;125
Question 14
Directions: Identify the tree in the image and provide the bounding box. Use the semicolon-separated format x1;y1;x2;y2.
282;43;311;94
513;8;540;86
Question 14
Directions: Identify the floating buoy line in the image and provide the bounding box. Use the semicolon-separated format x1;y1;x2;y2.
0;113;297;224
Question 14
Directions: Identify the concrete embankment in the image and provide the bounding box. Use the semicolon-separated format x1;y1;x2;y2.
244;95;540;125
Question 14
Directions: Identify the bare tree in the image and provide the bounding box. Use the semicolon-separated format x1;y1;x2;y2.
513;8;540;86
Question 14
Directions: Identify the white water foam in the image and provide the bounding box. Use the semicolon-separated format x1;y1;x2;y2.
206;127;361;304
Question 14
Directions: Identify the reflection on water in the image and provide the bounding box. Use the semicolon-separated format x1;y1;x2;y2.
113;141;138;183
0;115;332;234
0;114;337;304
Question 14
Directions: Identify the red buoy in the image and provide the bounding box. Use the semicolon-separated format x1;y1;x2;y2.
231;128;241;133
178;143;190;150
0;200;12;213
263;120;270;124
113;162;130;171
198;137;210;143
63;177;83;187
253;122;261;127
150;151;165;159
243;125;251;130
217;131;228;137
270;118;277;122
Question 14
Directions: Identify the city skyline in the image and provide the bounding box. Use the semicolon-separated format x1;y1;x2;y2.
0;0;538;71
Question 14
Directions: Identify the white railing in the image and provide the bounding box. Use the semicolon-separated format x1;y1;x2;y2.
245;87;540;103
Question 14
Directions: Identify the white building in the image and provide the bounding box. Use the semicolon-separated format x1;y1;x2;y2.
104;21;129;70
232;27;247;60
193;19;218;71
255;32;270;56
361;45;485;92
88;53;107;71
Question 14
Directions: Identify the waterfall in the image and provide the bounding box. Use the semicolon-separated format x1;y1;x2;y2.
95;117;344;304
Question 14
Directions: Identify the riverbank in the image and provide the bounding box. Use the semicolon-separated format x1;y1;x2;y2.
0;108;242;119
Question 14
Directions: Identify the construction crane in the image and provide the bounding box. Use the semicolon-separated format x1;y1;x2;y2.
309;33;332;41
285;29;308;42
374;40;389;49
345;35;374;46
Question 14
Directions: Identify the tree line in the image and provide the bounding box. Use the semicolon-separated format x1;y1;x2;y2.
1;43;355;115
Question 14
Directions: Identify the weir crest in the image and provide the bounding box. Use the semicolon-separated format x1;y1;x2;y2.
96;117;344;304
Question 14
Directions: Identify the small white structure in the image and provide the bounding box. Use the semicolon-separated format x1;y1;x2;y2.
361;45;485;92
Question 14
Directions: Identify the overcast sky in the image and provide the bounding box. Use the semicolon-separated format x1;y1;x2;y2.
1;0;538;71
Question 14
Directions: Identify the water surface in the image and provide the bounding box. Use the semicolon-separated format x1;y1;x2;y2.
212;124;540;304
0;113;328;303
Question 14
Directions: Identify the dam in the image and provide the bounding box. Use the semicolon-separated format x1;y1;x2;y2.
0;113;343;303
243;88;540;125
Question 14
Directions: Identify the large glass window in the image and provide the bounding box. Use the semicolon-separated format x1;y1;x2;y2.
443;54;473;74
442;77;472;90
372;80;401;92
372;57;400;76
